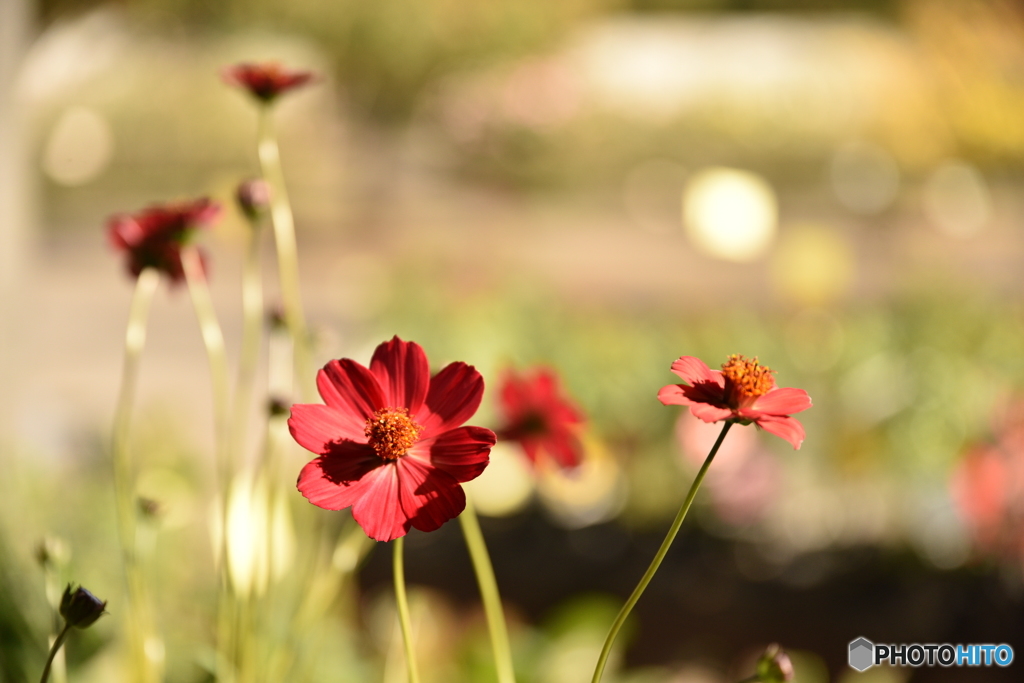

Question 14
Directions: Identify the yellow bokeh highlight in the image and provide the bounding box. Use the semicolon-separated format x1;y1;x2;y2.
770;223;855;306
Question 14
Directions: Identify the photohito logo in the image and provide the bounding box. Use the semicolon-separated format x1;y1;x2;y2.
848;637;1014;671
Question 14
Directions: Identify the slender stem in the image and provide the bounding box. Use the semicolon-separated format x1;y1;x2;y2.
39;622;71;683
591;422;733;683
459;495;516;683
111;267;160;683
181;246;237;683
232;220;264;466
256;107;314;401
393;536;420;683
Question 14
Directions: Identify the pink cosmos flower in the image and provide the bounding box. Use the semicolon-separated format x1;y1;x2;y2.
497;367;585;470
107;198;220;283
658;355;812;449
223;62;314;103
289;337;496;542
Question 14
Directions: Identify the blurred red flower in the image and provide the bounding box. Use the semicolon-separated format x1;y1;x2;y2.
658;355;812;449
223;62;314;103
107;198;219;283
497;367;584;470
290;337;496;542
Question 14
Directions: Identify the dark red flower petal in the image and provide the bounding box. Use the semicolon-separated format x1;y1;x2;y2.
296;441;382;510
410;425;495;483
350;465;409;542
223;62;314;103
316;359;385;420
416;361;485;436
369;337;429;414
397;457;467;533
288;403;366;450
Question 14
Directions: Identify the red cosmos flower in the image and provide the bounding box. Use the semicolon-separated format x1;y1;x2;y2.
223;62;314;103
657;355;812;449
289;337;496;542
497;367;585;470
108;198;219;283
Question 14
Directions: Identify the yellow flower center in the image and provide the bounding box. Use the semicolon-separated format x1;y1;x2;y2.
364;408;423;461
720;354;775;400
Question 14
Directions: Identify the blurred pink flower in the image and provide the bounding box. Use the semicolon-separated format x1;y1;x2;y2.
107;198;219;283
496;367;585;470
658;355;812;449
223;62;314;103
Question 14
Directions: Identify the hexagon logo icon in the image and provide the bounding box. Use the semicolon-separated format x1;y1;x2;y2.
849;637;874;672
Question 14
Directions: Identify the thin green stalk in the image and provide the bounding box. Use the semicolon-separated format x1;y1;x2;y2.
459;495;516;683
393;536;420;683
111;267;161;683
181;246;237;683
256;107;314;401
39;622;71;683
232;220;264;465
591;422;733;683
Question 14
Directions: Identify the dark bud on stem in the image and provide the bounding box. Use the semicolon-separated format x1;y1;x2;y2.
236;179;271;222
268;396;291;417
59;584;107;629
756;643;794;683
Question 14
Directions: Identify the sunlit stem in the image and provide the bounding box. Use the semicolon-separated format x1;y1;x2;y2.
459;495;516;683
39;622;71;683
591;421;733;683
256;106;314;401
111;266;160;683
181;246;237;682
232;219;265;465
393;536;421;683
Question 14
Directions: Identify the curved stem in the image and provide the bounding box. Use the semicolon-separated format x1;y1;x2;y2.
256;107;314;401
181;246;237;682
459;495;516;683
111;267;160;683
591;422;733;683
393;536;420;683
39;622;71;683
232;220;264;465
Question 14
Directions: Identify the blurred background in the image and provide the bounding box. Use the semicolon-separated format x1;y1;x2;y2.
3;0;1024;681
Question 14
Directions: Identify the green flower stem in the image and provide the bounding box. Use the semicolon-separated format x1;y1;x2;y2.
459;495;516;683
181;247;238;682
111;267;160;683
39;622;71;683
393;536;420;683
591;421;733;683
256;107;314;401
232;218;265;465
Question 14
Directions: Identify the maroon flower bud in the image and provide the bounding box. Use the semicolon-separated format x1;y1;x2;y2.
59;584;107;629
268;395;291;417
223;62;314;104
756;643;794;683
236;179;271;222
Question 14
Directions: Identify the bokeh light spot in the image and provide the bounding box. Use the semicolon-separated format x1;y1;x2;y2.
922;160;991;238
42;105;114;186
769;223;854;306
683;167;778;262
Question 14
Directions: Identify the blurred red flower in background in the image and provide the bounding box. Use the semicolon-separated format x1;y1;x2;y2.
223;62;314;103
496;367;585;470
107;198;219;283
952;400;1024;561
289;337;496;542
658;355;812;449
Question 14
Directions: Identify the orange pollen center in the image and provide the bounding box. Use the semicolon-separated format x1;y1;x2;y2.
720;354;775;399
364;408;423;461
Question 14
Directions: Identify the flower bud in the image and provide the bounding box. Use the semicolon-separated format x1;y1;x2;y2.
756;643;794;683
268;395;291;417
59;584;107;629
236;179;271;222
